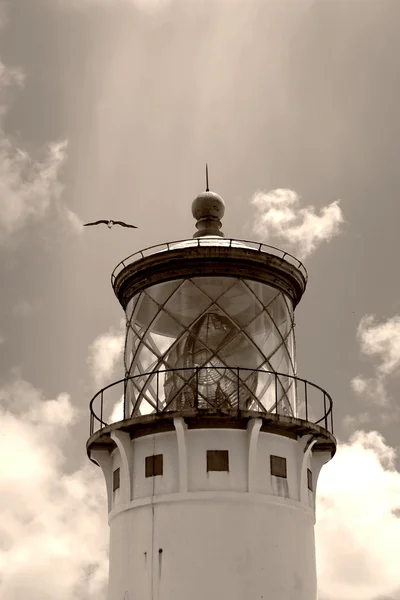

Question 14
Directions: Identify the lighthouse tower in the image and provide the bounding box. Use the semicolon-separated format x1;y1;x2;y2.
87;185;336;600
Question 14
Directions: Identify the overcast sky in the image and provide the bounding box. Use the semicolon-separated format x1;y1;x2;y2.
1;0;400;598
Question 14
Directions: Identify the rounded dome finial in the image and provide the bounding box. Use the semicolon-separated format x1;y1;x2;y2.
192;165;225;238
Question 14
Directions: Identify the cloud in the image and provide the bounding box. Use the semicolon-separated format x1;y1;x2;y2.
0;137;77;240
351;314;400;405
12;300;35;317
109;396;124;423
0;57;82;242
317;430;400;600
250;189;344;259
357;315;400;376
0;58;24;90
342;411;372;431
0;378;108;599
87;322;125;387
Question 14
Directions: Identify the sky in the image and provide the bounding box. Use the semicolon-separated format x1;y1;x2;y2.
0;0;399;598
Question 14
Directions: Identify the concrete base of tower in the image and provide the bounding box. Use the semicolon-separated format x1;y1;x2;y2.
108;493;317;600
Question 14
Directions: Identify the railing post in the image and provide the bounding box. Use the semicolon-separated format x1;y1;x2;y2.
275;372;278;414
156;371;159;413
237;367;240;414
323;393;327;430
195;367;199;409
330;404;334;434
100;391;103;428
304;380;308;422
123;380;126;420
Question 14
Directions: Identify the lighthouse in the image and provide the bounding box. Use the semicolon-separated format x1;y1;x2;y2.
87;184;336;600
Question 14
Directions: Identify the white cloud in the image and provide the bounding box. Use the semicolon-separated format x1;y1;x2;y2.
87;322;125;387
350;374;388;406
0;57;82;242
357;315;400;376
342;411;372;430
317;431;400;600
0;58;24;90
351;314;400;405
250;189;344;259
109;396;124;423
0;378;108;599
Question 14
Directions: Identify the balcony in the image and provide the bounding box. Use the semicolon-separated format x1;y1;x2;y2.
88;367;333;439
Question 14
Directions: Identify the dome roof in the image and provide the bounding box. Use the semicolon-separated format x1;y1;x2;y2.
191;191;225;221
192;190;225;238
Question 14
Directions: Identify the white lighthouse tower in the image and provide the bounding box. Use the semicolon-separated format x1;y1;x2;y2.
87;185;336;600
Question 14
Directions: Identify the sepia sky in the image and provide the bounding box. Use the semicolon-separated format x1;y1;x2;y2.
0;0;400;598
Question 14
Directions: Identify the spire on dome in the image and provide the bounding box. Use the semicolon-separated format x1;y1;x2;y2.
191;165;225;238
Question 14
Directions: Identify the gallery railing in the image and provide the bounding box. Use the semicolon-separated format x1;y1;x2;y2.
111;238;308;285
89;367;333;437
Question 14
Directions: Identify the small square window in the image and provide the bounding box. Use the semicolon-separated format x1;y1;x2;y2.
113;468;120;491
207;450;229;472
270;455;287;478
145;454;163;478
307;468;313;491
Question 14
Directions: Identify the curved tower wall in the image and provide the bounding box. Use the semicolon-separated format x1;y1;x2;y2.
92;421;332;600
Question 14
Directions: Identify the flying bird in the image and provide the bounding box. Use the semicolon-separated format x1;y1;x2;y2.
83;219;138;229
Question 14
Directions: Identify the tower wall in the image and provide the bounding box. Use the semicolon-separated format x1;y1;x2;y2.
93;420;331;600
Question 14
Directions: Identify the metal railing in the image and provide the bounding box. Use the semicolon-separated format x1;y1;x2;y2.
111;238;308;286
89;367;333;437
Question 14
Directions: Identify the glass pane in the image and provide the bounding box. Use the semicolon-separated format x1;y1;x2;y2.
164;280;212;327
125;326;137;371
145;280;183;305
244;280;280;308
163;367;197;411
135;345;159;372
193;311;239;351
126;295;140;322
268;344;291;374
162;331;193;370
134;295;160;330
148;308;185;339
245;312;281;358
216;281;263;327
219;333;264;370
267;296;289;336
256;370;277;411
191;277;236;301
147;330;180;357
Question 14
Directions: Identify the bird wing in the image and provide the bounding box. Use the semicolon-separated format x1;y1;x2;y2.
113;221;138;228
83;220;109;226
